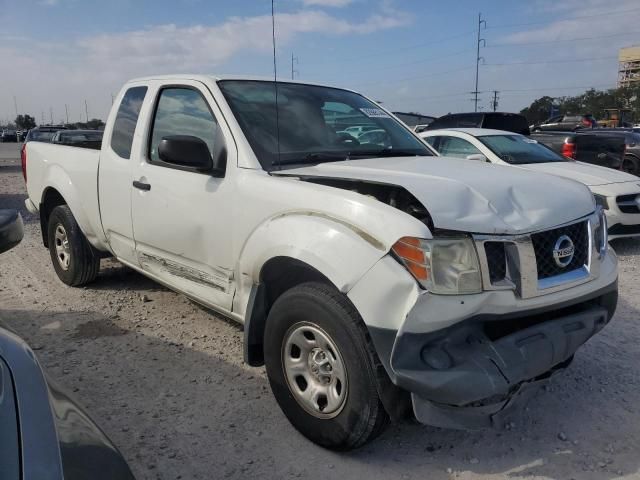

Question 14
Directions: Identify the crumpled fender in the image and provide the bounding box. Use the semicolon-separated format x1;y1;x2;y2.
232;210;389;318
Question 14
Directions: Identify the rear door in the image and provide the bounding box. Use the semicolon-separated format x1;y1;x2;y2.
98;85;148;264
130;81;237;311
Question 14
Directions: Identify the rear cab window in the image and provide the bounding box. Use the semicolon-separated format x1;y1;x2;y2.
110;86;148;159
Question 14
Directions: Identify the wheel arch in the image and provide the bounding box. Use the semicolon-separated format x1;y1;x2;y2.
39;187;67;248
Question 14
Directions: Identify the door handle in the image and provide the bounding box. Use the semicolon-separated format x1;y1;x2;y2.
133;180;151;191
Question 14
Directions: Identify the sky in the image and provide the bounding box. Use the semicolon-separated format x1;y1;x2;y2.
0;0;639;124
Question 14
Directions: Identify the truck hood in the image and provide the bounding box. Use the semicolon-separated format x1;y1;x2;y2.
274;156;595;235
519;161;638;186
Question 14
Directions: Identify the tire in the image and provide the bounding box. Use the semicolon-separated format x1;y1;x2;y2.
264;282;388;450
47;205;100;286
622;156;640;176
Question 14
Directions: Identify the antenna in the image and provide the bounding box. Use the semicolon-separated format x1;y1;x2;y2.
272;0;282;168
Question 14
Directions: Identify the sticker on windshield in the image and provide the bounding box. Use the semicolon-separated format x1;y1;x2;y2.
360;108;390;118
523;138;538;144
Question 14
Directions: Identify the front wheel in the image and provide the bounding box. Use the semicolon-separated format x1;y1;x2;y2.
264;282;388;450
47;205;100;286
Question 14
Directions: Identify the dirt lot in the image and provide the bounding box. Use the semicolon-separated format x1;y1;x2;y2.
2;142;640;479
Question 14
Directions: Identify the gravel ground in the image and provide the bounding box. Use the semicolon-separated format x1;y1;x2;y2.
1;142;640;479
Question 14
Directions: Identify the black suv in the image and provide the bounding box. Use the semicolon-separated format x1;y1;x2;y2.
424;112;530;135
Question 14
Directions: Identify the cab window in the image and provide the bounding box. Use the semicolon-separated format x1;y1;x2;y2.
437;137;481;158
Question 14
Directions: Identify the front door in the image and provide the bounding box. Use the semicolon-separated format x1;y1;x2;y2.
130;82;236;311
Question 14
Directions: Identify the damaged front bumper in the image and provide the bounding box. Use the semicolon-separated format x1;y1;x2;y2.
406;295;615;429
361;252;618;430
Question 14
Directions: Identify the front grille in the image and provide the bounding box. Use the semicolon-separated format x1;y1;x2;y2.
484;242;507;283
531;221;588;280
616;194;640;214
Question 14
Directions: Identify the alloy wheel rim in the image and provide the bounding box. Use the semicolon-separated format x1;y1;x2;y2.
54;224;71;271
282;322;348;419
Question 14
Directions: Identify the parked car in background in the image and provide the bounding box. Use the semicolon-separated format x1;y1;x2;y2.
23;125;68;144
425;112;531;135
587;129;640;176
425;112;626;172
533;114;597;131
0;209;136;480
528;131;626;171
51;129;103;150
420;128;640;239
340;125;380;138
23;75;618;449
392;112;435;133
1;129;18;142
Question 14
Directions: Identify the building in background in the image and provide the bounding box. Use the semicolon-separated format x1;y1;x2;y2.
618;46;640;88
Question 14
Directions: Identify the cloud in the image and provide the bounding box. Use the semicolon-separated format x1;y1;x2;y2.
80;10;410;71
300;0;352;6
499;0;639;49
0;8;410;122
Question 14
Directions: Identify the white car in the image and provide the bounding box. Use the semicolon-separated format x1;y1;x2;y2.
420;128;640;240
23;76;617;449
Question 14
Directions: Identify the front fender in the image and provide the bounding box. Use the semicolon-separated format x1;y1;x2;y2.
232;211;388;318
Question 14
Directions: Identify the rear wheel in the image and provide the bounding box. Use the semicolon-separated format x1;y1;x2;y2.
622;156;640;176
264;282;388;450
47;205;100;286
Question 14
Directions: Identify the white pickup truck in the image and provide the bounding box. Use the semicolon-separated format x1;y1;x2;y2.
24;75;618;450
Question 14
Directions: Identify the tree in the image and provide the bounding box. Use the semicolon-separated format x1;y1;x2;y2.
15;114;36;130
520;96;555;125
521;84;640;125
70;118;105;130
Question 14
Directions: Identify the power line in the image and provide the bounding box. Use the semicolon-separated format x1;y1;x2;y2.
350;65;474;88
487;6;640;30
291;53;299;80
485;55;618;67
491;90;499;112
488;30;640;48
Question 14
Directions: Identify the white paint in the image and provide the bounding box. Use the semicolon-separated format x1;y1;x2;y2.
25;75;616;337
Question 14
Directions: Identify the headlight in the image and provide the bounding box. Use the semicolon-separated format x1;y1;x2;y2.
593;194;609;210
392;237;482;294
594;207;608;256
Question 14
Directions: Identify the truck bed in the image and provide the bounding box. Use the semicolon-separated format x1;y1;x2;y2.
24;141;106;249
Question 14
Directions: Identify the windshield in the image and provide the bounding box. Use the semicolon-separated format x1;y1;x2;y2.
218;80;432;170
478;134;566;164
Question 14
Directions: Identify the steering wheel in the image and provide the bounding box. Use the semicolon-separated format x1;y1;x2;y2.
335;132;360;146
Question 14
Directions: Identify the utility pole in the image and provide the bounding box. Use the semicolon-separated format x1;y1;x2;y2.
50;108;54;125
491;90;499;112
84;100;89;123
41;111;45;125
65;104;69;125
291;53;299;80
473;12;486;113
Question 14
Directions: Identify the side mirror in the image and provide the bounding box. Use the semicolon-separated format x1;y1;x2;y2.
159;135;213;172
0;210;24;255
466;153;488;162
